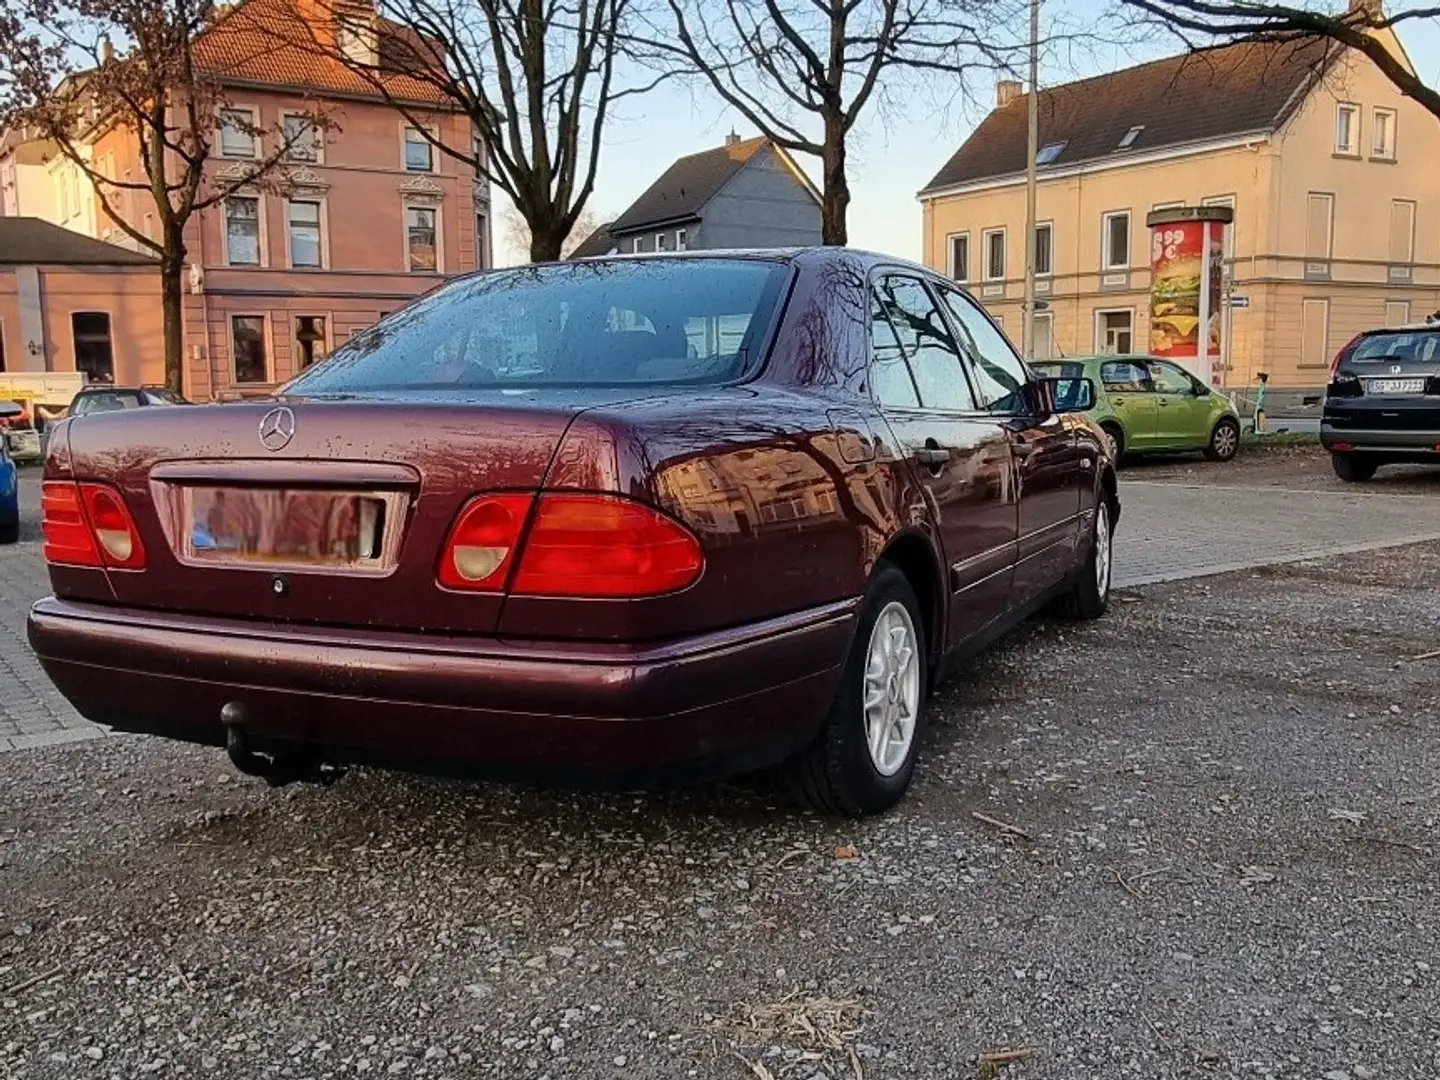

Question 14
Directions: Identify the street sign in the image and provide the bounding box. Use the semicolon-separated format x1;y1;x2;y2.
1229;294;1250;308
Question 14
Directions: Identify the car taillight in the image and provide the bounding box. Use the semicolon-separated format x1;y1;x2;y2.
41;481;147;569
438;492;704;598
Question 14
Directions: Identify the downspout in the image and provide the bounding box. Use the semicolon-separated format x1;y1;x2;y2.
195;215;217;401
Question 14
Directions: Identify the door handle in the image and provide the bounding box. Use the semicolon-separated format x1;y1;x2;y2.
911;446;951;467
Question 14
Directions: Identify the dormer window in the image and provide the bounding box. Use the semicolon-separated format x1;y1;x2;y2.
1117;125;1144;150
1035;141;1066;166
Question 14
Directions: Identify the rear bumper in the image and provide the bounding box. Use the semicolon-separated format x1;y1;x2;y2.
27;597;857;784
1320;422;1440;455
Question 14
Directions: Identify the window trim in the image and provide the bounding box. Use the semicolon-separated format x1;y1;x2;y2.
401;123;437;174
1334;101;1360;157
947;231;970;283
223;194;266;268
292;313;331;374
1306;191;1335;261
1371;105;1397;161
1030;310;1055;361
1093;306;1136;355
1300;297;1331;369
284;196;328;270
1033;221;1053;278
865;270;981;414
229;313;272;386
931;275;1034;415
70;310;115;382
982;227;1006;282
1389;197;1416;264
675;228;687;251
403;202;442;274
655;231;669;252
218;105;261;161
1100;210;1131;271
280;111;324;164
631;236;643;254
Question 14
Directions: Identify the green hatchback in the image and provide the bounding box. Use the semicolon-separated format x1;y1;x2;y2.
1033;355;1242;462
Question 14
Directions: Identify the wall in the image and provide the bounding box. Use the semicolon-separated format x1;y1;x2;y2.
696;147;822;249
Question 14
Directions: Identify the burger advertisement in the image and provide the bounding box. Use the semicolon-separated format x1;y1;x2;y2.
1149;221;1206;357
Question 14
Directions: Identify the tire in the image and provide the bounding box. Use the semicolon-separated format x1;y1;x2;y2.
1100;423;1125;463
1057;495;1113;621
787;563;928;816
1204;417;1241;462
1331;452;1378;483
0;519;16;545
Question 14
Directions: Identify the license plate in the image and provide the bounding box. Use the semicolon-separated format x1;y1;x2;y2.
1368;377;1425;395
183;488;388;568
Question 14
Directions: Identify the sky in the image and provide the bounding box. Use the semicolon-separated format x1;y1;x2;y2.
494;2;1440;266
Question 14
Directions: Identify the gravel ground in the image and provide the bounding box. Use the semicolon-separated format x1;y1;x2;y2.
1125;443;1440;494
3;544;1440;1080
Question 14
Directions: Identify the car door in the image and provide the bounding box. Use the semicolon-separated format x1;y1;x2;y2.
1149;359;1212;448
937;285;1083;610
868;274;1017;648
1099;359;1159;450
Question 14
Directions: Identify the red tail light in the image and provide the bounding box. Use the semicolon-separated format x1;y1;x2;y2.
41;481;147;569
438;493;704;598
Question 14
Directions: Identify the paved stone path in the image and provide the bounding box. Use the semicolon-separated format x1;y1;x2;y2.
3;473;1438;752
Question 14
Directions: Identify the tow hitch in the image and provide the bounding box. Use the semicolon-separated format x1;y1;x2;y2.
220;701;346;788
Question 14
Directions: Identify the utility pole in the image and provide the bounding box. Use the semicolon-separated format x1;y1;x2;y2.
1022;0;1039;361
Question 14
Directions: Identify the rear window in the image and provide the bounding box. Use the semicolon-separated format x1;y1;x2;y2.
288;259;789;393
1350;330;1440;365
1032;362;1084;380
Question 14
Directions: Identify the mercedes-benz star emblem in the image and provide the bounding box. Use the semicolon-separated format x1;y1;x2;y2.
258;406;296;452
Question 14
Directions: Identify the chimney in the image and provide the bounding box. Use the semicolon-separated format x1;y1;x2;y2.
100;36;114;63
996;80;1022;108
1348;0;1382;16
336;0;379;66
725;129;741;146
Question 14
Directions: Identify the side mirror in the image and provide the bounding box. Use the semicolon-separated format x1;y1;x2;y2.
1040;376;1095;414
1192;382;1209;397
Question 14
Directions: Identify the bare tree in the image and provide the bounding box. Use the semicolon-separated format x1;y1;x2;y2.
1122;0;1440;120
645;0;1026;245
288;0;660;262
502;202;606;261
0;0;327;392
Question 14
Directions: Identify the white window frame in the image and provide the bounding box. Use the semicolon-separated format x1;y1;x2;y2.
1033;221;1053;278
223;194;266;267
1384;300;1410;326
218;105;261;161
982;227;1006;282
1306;192;1335;260
1117;125;1144;150
1335;102;1360;156
631;236;643;254
1390;198;1416;264
401;124;436;173
403;202;442;273
1300;298;1330;368
675;228;687;251
229;313;272;385
1372;106;1397;161
655;232;669;252
285;196;328;270
1093;307;1136;355
1031;310;1055;360
281;112;324;164
1101;210;1130;271
947;231;969;282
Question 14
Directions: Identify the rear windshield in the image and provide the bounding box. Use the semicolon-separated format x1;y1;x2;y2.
287;258;789;393
1032;362;1084;380
1350;330;1440;365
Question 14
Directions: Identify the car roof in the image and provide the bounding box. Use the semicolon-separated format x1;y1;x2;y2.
1361;318;1440;334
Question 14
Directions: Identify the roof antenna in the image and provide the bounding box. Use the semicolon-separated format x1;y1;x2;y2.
725;129;740;146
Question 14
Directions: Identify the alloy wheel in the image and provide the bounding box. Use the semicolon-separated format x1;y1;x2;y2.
862;601;921;777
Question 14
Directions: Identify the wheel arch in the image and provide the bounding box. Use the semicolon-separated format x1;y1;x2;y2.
874;530;945;663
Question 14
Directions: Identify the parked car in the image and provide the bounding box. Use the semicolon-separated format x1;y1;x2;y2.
0;400;23;544
1322;320;1440;482
1032;355;1241;463
68;385;190;417
28;250;1119;815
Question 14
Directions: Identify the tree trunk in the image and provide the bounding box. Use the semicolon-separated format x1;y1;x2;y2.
528;215;567;263
820;125;849;246
160;254;185;395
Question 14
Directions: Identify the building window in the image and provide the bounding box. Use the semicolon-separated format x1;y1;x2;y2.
287;199;323;268
406;206;438;271
1335;103;1359;155
1095;309;1133;354
983;228;1005;280
676;229;687;251
948;233;969;282
1385;300;1410;326
1102;211;1130;270
1300;299;1330;367
283;114;320;162
231;315;268;384
1034;223;1052;276
656;232;669;252
1372;107;1397;160
631;236;643;254
1035;141;1066;166
219;108;258;159
1305;192;1334;260
404;126;434;172
1390;199;1415;264
294;316;327;369
476;212;488;268
1117;125;1144;150
72;313;114;382
225;196;261;265
1031;312;1054;361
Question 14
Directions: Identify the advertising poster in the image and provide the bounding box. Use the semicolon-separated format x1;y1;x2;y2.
1149;220;1205;359
1206;227;1224;363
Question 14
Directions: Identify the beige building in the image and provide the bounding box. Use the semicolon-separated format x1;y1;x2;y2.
918;27;1438;392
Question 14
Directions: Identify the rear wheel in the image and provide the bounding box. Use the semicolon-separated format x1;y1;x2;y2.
1057;496;1113;621
1332;452;1378;483
787;564;927;816
1100;423;1125;462
1204;417;1241;462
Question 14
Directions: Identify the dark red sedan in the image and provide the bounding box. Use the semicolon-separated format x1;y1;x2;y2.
28;250;1117;814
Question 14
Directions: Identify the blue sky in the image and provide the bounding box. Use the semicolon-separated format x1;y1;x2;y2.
497;4;1440;265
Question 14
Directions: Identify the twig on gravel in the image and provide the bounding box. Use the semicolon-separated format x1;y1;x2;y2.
978;1046;1034;1074
727;1048;775;1079
848;1045;865;1080
1;965;63;996
1345;835;1431;855
774;848;810;869
1408;647;1440;663
1142;1013;1173;1052
172;963;197;994
971;812;1034;842
1111;867;1143;900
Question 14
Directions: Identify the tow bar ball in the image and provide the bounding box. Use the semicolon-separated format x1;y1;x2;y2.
219;700;346;788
